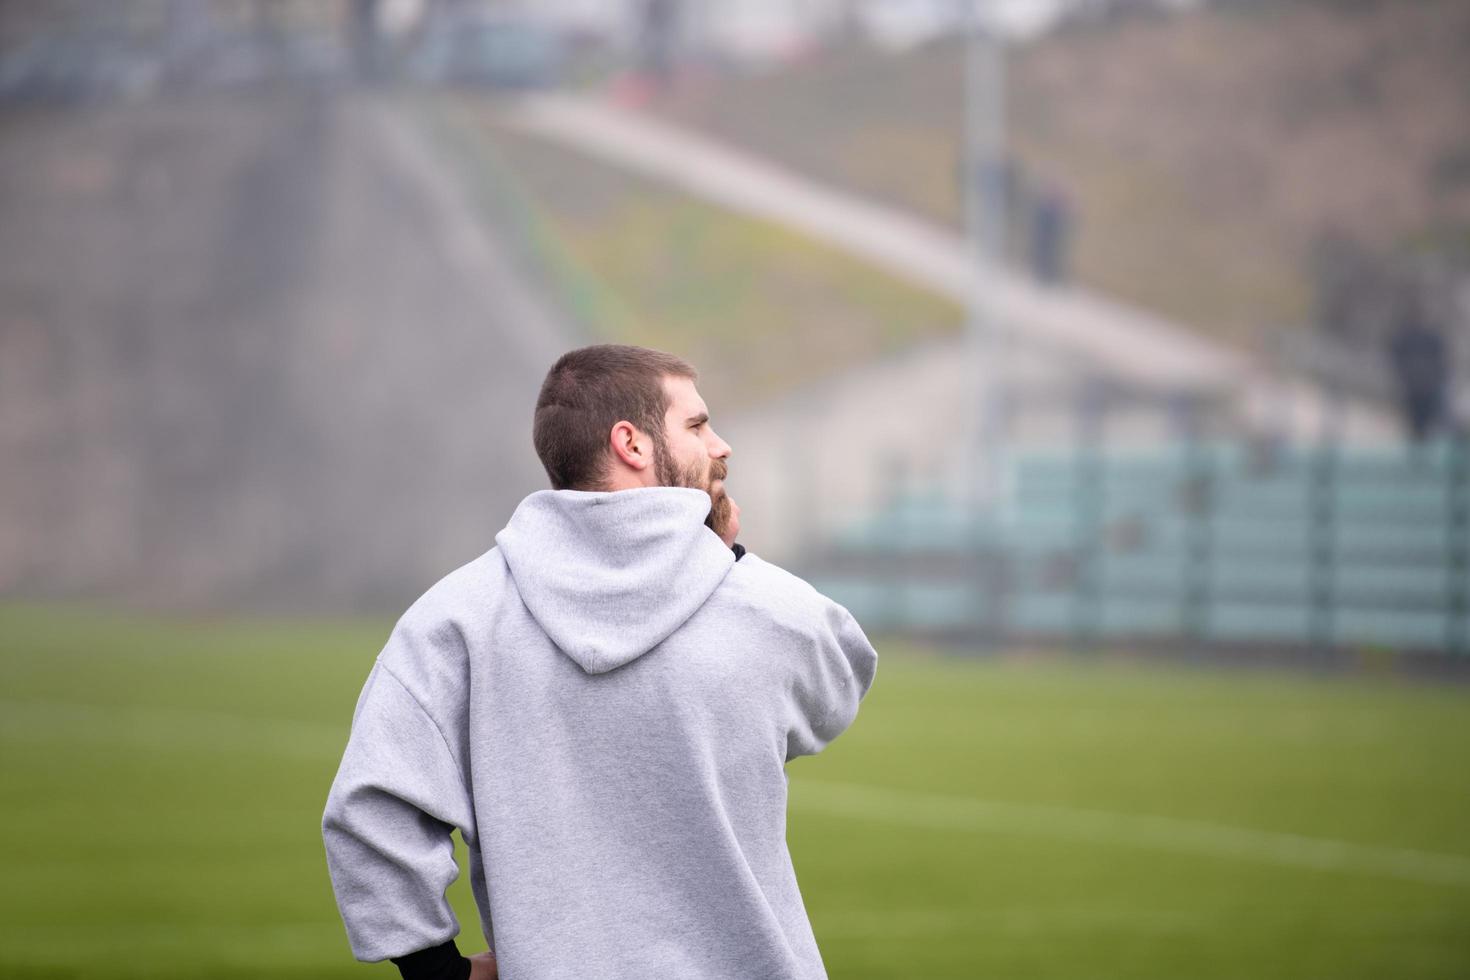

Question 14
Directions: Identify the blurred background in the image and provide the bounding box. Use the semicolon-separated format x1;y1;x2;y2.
2;0;1468;977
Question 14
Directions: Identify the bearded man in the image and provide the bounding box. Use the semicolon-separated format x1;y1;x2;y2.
323;344;878;980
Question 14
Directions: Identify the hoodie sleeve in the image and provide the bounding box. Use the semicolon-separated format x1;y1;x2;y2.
322;658;476;962
786;598;879;761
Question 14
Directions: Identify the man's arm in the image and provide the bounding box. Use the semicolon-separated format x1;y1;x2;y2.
322;653;479;968
785;597;878;760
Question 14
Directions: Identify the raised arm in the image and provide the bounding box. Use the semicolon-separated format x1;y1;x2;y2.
785;598;879;761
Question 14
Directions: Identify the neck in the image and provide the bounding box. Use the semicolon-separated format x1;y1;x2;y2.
591;467;655;492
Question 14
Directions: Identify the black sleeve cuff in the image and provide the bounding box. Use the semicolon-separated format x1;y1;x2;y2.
732;542;746;561
391;940;471;980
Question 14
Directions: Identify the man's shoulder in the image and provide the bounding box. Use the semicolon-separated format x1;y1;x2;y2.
728;552;813;593
400;546;511;623
716;551;834;631
381;547;513;670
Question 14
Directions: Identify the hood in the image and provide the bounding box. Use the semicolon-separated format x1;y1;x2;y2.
495;487;736;674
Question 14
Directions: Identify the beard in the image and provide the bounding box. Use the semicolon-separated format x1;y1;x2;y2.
654;436;733;541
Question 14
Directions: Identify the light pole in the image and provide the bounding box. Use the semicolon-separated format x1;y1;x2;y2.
964;0;1009;514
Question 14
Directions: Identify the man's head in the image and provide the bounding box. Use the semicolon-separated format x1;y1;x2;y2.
533;344;737;541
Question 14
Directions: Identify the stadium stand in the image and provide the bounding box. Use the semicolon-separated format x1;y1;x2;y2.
812;438;1470;654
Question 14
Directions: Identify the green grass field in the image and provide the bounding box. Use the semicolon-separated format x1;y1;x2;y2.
3;604;1469;979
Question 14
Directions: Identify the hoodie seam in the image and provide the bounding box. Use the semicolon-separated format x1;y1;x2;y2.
374;659;474;808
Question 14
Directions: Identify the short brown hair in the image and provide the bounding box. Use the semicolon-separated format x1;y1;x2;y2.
533;344;697;491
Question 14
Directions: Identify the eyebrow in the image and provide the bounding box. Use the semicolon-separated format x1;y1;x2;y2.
686;412;709;426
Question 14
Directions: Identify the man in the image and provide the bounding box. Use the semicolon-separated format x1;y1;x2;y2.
1387;293;1449;444
323;344;878;980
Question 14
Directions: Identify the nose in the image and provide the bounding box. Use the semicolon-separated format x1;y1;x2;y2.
710;429;732;460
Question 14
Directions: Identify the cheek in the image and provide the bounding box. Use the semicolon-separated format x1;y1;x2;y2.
677;433;706;461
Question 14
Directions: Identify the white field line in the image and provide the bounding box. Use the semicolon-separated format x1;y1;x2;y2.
0;699;344;761
790;779;1470;889
10;700;1465;888
814;904;1203;939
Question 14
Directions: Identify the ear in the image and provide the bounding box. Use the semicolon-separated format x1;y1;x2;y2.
609;420;653;472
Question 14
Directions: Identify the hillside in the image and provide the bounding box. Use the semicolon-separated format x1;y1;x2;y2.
650;0;1470;347
423;95;964;414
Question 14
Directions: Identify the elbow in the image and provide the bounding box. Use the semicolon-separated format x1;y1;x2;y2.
851;639;878;703
321;778;349;838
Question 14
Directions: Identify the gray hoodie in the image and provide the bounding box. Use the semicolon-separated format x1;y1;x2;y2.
322;486;878;980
